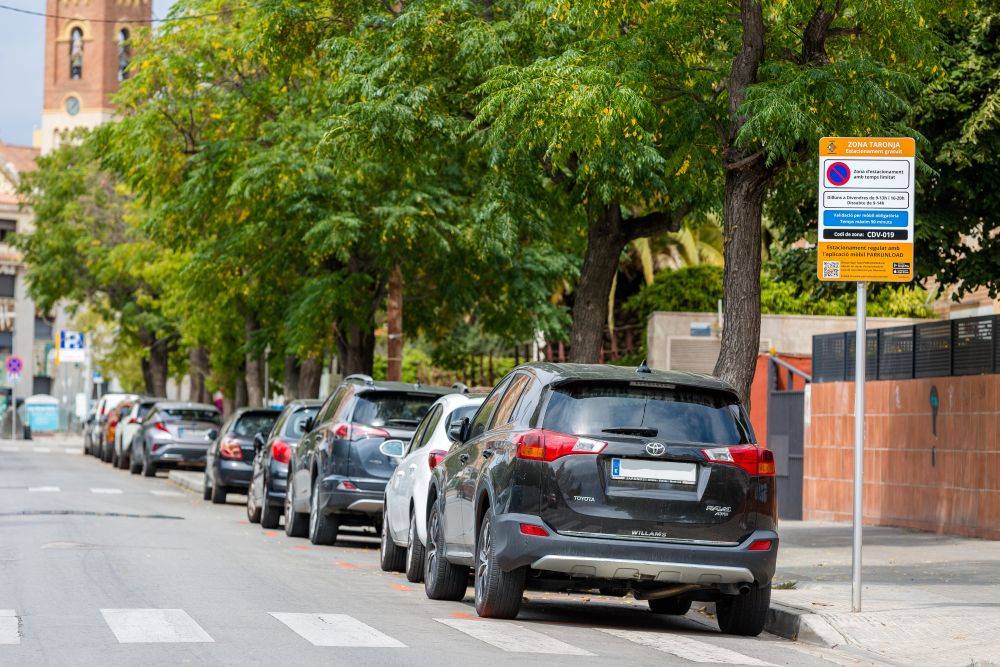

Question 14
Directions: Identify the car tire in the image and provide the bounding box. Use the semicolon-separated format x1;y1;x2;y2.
260;492;281;529
102;444;113;463
129;452;141;475
648;597;693;615
379;506;406;572
110;448;119;467
246;487;261;523
210;478;227;504
405;510;426;583
474;510;525;619
423;501;468;601
716;584;771;636
284;475;309;538
141;450;156;477
308;481;338;545
202;473;212;500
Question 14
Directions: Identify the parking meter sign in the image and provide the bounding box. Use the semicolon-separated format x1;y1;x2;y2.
817;137;916;282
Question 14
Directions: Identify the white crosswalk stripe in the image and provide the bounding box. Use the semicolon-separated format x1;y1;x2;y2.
65;448;82;455
150;490;184;497
599;629;777;665
28;486;59;492
0;610;19;645
436;618;593;655
270;613;405;647
101;609;214;643
90;488;123;494
0;447;17;452
34;447;51;453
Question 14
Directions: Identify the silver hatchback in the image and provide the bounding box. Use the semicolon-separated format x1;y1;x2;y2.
130;402;222;477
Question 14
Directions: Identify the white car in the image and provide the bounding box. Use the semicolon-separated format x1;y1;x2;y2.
380;393;484;582
113;397;160;469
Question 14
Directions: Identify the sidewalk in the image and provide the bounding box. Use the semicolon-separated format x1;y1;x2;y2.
768;520;1000;664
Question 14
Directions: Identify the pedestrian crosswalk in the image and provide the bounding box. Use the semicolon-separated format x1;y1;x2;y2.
13;487;184;496
0;607;791;663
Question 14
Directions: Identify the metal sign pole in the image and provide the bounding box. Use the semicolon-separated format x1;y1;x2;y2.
852;281;867;612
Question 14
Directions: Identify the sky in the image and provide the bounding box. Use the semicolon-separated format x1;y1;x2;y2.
0;0;175;147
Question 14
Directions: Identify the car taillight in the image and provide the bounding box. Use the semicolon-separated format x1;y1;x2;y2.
519;523;549;537
427;449;448;470
332;422;390;441
513;429;606;462
748;539;773;551
127;417;139;424
702;445;775;476
220;437;243;460
271;439;291;465
154;421;170;433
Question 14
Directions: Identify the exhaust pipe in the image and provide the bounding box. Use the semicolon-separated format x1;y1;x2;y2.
737;584;751;595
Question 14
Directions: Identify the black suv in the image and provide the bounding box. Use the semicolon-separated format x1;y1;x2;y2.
285;374;453;545
423;362;777;636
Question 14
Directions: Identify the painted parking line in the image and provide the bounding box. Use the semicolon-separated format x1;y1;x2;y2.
90;488;123;494
101;609;214;643
64;448;82;455
435;618;593;655
33;447;51;453
270;613;405;648
27;486;60;493
599;629;777;665
0;610;19;645
150;490;184;497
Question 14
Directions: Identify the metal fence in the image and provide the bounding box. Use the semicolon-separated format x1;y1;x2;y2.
812;315;999;382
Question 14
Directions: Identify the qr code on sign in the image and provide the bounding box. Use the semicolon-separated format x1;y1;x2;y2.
823;261;840;278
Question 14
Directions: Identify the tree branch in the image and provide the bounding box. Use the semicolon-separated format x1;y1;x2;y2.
622;204;691;241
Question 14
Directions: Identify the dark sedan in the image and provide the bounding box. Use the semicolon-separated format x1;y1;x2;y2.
204;407;281;504
247;400;322;528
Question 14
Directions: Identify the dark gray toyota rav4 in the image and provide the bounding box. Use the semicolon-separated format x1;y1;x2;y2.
423;362;777;636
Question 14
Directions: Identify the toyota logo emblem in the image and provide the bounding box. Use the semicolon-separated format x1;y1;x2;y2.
645;442;666;456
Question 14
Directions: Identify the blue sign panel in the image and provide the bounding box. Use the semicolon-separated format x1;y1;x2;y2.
824;210;908;228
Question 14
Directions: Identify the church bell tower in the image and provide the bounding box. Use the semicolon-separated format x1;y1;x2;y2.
39;0;151;155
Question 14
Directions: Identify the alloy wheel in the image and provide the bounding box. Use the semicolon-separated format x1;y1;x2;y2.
475;518;491;607
425;509;439;578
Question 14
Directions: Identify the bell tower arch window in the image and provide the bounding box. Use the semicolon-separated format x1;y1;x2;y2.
117;28;131;81
69;27;84;79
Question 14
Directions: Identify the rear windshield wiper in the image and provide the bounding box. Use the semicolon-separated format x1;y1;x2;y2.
602;426;658;437
384;418;421;426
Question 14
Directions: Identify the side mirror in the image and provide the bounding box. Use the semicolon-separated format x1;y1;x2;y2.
448;417;470;443
302;416;315;433
207;429;219;441
379;439;405;459
253;432;266;451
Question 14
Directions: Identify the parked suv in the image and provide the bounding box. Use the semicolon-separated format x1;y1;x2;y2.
130;402;222;477
203;407;281;504
285;375;453;545
423;362;777;636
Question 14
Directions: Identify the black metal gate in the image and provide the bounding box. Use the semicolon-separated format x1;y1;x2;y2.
766;357;809;520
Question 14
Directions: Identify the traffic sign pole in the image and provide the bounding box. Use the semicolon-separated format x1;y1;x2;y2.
852;281;867;612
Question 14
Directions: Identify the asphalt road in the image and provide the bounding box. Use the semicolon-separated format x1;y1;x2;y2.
0;440;864;666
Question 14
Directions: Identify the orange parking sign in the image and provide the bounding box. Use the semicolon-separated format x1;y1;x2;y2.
817;137;915;282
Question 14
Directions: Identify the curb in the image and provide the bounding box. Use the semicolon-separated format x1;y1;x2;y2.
168;470;203;495
693;601;846;648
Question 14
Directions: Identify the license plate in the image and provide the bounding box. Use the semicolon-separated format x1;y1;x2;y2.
180;428;207;439
610;458;697;485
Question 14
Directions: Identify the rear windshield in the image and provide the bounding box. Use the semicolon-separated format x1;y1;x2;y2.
163;408;220;423
232;412;279;437
285;407;319;437
542;383;752;446
353;392;437;428
138;403;157;418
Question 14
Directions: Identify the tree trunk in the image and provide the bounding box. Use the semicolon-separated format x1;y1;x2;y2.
298;355;322;398
244;315;264;406
283;354;300;400
147;340;169;398
570;206;625;363
188;347;209;404
140;357;153;397
233;372;248;409
713;168;768;404
386;266;404;381
713;0;769;406
343;323;375;376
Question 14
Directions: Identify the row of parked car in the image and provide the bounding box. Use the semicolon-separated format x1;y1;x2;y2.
82;362;778;636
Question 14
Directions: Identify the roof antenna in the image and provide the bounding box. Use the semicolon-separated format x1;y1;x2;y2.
636;359;652;374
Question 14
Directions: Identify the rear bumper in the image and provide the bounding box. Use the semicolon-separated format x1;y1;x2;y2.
149;443;209;466
318;475;385;516
215;460;252;489
492;513;777;586
265;461;288;505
